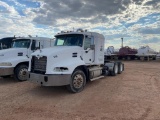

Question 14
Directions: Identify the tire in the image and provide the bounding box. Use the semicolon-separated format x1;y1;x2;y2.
110;63;118;76
14;64;28;82
131;56;135;60
127;56;131;60
114;56;118;60
118;62;123;74
141;57;143;60
152;57;156;60
67;69;86;93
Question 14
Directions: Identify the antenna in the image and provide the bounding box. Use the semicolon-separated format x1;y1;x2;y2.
77;28;84;32
28;35;32;38
121;38;123;48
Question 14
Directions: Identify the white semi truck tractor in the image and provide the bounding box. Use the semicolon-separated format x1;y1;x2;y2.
28;29;124;93
0;37;54;81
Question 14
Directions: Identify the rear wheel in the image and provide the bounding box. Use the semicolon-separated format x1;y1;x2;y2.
152;56;156;60
110;63;118;76
118;63;123;74
67;69;86;93
14;64;28;82
127;56;131;60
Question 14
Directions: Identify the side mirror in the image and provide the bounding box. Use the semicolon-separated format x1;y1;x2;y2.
90;45;95;50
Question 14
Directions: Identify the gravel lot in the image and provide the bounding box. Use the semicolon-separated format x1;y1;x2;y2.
0;61;160;120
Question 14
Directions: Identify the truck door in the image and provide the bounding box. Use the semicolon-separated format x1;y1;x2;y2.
82;35;94;64
26;40;36;58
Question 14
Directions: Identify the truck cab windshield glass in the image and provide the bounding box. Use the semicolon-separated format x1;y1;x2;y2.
12;39;31;48
55;34;84;47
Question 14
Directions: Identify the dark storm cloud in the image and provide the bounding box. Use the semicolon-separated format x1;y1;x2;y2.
33;0;147;25
145;0;160;6
1;0;158;26
145;0;160;9
132;0;143;5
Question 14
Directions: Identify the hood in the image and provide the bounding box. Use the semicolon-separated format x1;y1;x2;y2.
30;46;85;74
32;46;83;57
0;48;28;62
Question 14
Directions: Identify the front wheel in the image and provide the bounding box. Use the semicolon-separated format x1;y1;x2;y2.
67;69;86;93
14;64;28;82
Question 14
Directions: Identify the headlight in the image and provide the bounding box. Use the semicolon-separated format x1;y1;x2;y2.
0;62;12;66
54;67;68;72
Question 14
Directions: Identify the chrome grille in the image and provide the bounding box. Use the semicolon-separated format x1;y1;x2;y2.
31;56;47;74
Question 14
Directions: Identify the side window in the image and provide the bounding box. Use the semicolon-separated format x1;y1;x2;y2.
84;36;92;50
57;39;64;45
31;40;36;50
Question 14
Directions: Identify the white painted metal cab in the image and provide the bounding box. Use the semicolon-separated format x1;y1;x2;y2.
0;37;54;81
28;29;124;93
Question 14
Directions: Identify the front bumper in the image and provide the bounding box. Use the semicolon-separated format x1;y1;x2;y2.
0;67;14;76
28;73;71;86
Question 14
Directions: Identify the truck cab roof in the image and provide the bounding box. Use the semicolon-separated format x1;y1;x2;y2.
55;31;104;39
14;37;52;41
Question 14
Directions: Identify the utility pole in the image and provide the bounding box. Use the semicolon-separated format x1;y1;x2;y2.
121;38;123;48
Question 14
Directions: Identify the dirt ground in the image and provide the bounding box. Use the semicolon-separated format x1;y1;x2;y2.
0;61;160;120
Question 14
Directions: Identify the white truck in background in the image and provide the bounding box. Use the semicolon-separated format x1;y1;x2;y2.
0;37;54;81
136;46;157;60
104;46;119;60
28;29;124;93
156;53;160;61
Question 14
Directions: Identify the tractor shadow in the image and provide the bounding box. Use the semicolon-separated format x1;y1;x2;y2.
28;85;71;97
0;77;17;85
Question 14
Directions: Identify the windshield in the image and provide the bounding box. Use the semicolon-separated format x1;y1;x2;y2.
0;43;8;50
54;34;84;47
12;39;31;48
0;38;14;50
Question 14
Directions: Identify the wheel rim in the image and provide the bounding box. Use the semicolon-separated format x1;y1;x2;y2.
18;68;28;80
73;74;84;89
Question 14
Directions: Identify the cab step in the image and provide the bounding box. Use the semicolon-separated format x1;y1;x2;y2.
90;76;104;81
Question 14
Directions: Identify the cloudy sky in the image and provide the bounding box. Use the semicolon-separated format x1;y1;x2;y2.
0;0;160;51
